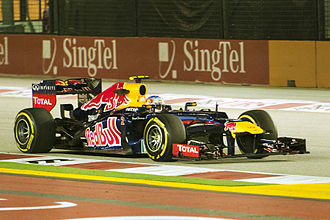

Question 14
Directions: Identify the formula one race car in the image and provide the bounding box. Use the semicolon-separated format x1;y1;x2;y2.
14;76;308;161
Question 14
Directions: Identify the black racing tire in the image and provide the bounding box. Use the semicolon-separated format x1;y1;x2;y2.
143;114;186;162
237;110;278;158
14;108;55;153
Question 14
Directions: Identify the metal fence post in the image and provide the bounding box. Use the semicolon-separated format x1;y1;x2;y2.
320;0;328;40
1;0;14;25
20;0;27;21
221;0;228;39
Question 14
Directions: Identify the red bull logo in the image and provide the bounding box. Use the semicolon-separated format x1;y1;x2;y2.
85;117;121;147
225;122;237;132
81;82;131;112
56;79;84;86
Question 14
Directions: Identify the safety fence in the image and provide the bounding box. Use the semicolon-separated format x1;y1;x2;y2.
0;0;329;40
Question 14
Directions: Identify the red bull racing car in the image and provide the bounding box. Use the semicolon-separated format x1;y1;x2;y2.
14;76;308;161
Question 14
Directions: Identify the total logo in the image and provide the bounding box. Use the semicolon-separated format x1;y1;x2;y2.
172;144;199;158
158;40;246;81
33;97;53;106
85;117;121;147
42;37;118;77
32;94;56;111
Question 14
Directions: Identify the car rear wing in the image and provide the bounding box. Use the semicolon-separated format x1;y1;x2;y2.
32;78;101;111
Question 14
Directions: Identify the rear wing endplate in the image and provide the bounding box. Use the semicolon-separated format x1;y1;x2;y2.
32;78;101;111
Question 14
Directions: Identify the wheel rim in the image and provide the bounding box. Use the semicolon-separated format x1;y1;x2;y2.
16;118;31;146
146;124;163;153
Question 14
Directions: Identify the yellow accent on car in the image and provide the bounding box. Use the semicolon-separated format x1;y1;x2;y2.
143;117;168;160
129;75;150;81
239;114;257;124
116;83;148;109
15;112;35;152
144;118;156;159
230;121;264;138
153;117;168;158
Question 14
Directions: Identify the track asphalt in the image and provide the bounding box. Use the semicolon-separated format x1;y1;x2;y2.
0;155;330;219
1;153;330;201
1;76;330;219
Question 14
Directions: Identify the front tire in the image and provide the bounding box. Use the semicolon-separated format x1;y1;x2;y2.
143;114;186;162
14;108;55;153
237;110;278;158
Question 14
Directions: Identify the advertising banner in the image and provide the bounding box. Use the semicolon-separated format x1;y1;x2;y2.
0;35;269;85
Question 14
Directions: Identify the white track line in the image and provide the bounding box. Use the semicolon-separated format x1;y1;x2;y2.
0;201;77;211
1;153;329;185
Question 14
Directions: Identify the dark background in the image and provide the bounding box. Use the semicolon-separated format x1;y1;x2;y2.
0;0;327;40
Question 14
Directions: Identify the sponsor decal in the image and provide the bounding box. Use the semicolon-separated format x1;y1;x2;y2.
183;40;245;81
42;38;57;74
63;38;118;77
158;40;246;82
42;37;118;77
81;82;131;112
56;79;84;86
32;83;56;92
125;107;139;112
32;80;57;111
32;94;56;111
158;41;177;79
224;122;237;132
173;144;199;158
0;35;269;85
85;117;121;147
33;96;53;106
0;37;9;65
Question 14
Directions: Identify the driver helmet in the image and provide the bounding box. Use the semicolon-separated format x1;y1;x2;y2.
146;95;164;110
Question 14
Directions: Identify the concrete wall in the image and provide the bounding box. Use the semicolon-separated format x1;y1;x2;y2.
316;41;330;88
0;34;330;88
269;40;330;88
269;41;317;87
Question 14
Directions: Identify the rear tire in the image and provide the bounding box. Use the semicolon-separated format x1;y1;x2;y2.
237;110;278;158
143;114;186;162
14;108;55;153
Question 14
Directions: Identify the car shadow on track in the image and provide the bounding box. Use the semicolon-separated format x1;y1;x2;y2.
46;150;292;165
47;150;150;159
178;158;291;165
